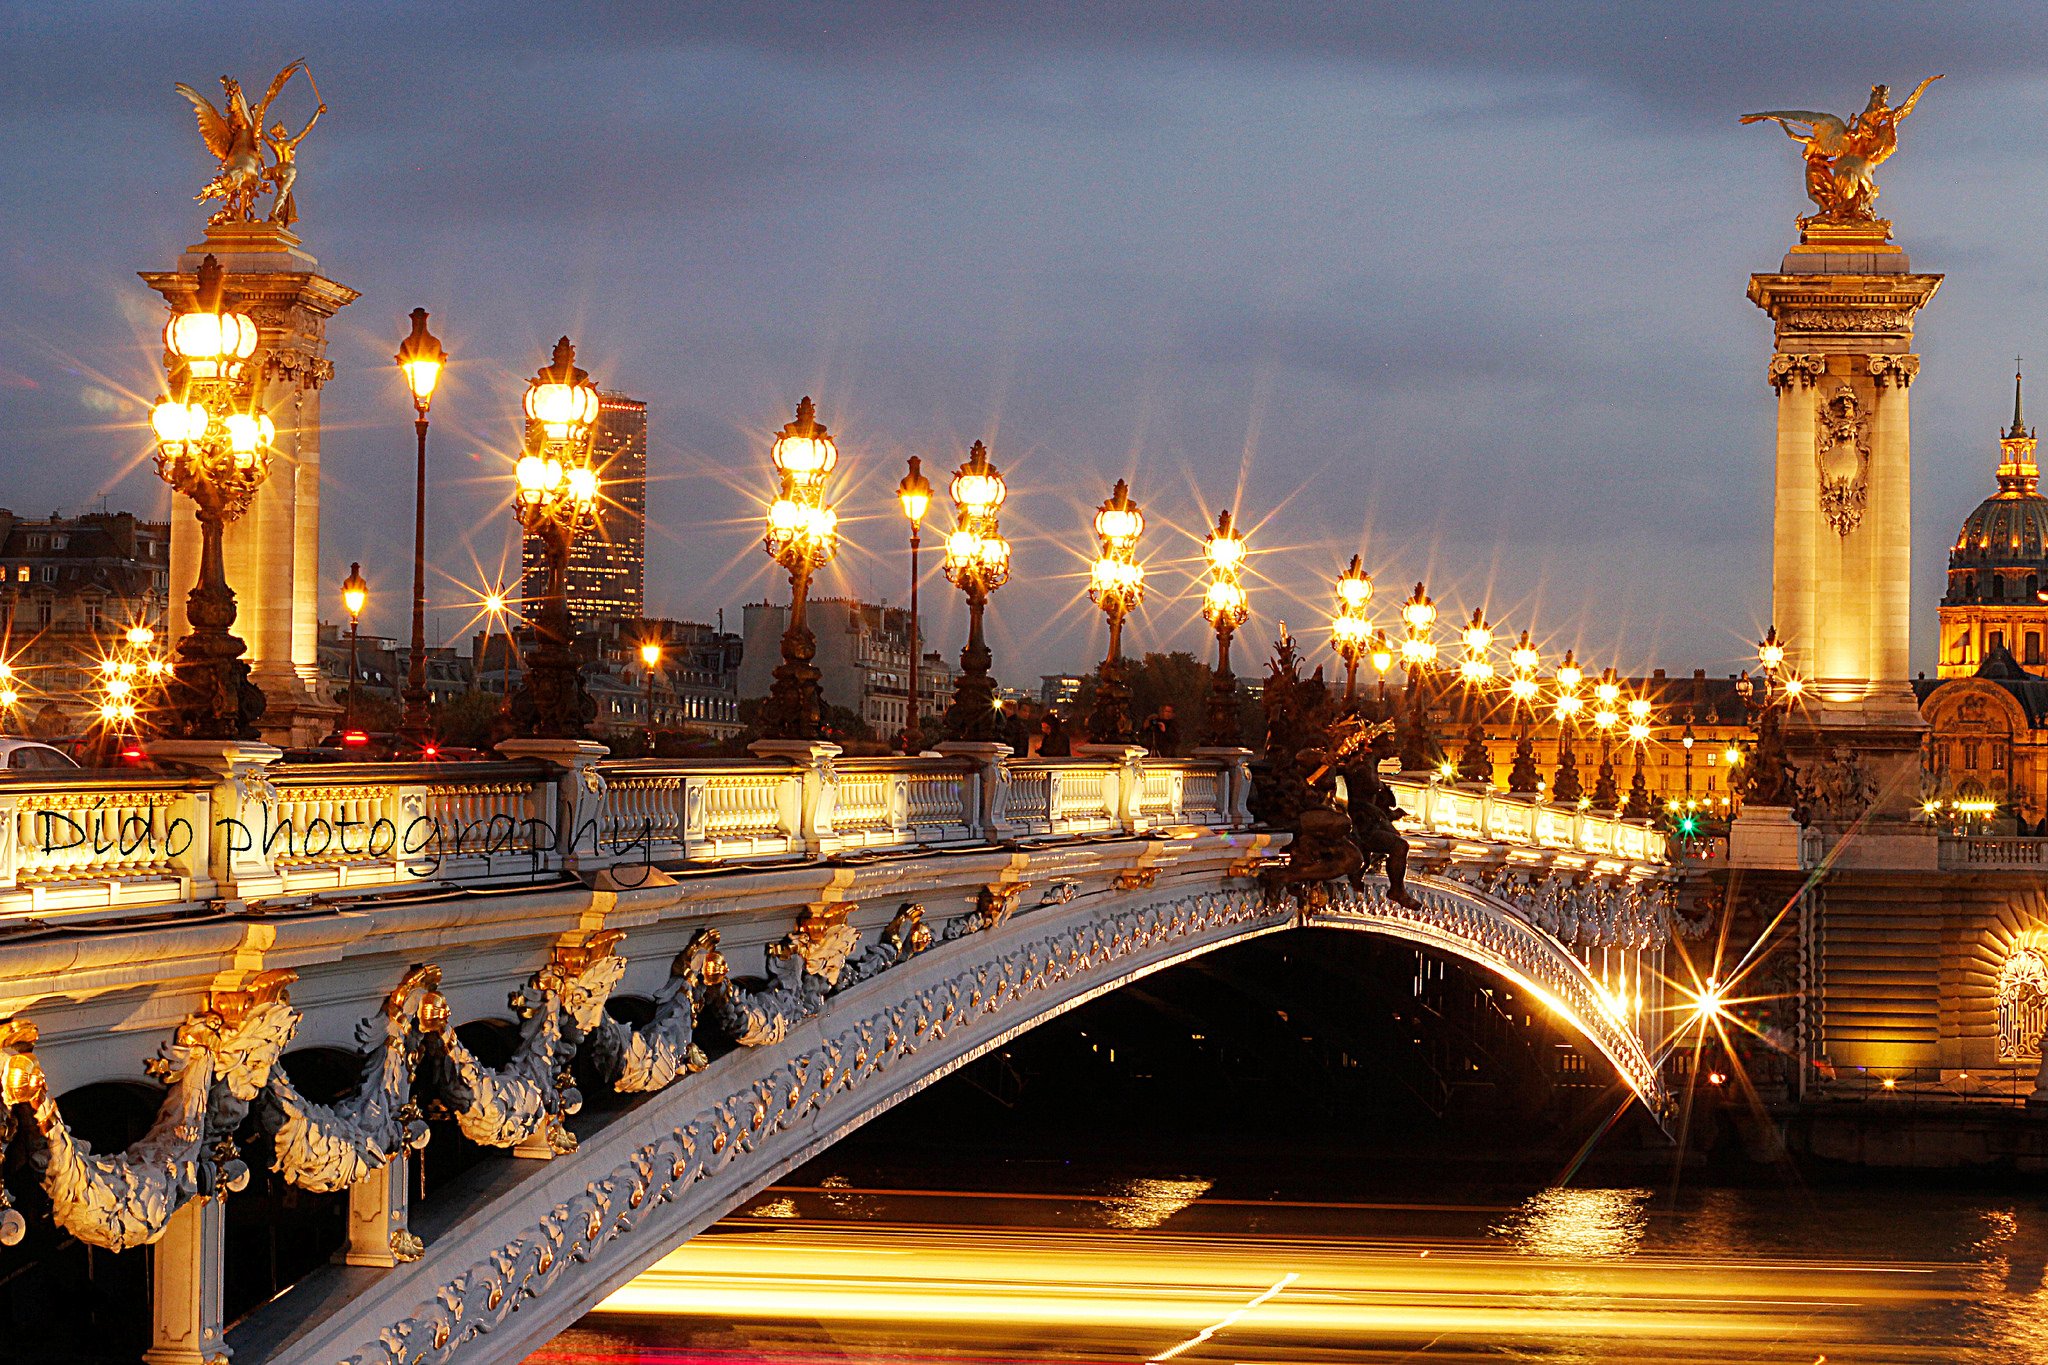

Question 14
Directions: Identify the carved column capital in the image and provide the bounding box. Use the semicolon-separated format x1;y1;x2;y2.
1866;353;1921;390
1767;353;1827;393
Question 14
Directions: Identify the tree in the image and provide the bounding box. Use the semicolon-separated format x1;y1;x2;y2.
432;691;505;750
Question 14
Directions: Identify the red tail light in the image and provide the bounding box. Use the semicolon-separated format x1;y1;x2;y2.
343;729;368;746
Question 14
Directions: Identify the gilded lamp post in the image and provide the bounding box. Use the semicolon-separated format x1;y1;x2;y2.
1368;629;1395;720
1456;608;1495;785
1331;555;1373;713
1200;510;1249;748
1551;651;1585;804
505;339;602;739
1396;582;1438;773
1591;667;1622;810
395;308;446;747
341;562;367;733
1507;630;1542;794
640;639;662;751
940;442;1010;742
1625;696;1654;819
1085;479;1145;745
897;457;933;750
757;398;841;741
149;255;277;739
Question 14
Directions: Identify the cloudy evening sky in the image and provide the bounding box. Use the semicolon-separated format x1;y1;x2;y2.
2;3;2045;678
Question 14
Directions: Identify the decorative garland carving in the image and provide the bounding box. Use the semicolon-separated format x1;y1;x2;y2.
332;887;1282;1365
701;931;830;1048
425;969;578;1155
833;904;932;992
579;931;719;1094
1780;308;1914;332
260;965;442;1193
1;971;297;1251
940;881;1027;943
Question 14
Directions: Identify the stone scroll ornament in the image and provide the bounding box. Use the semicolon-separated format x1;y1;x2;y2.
0;972;298;1252
1816;383;1872;535
258;966;443;1195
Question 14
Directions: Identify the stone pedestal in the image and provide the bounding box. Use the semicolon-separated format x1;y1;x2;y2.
1073;742;1149;833
934;740;1013;838
496;738;611;870
1749;220;1941;824
747;739;843;855
146;738;285;901
141;222;358;749
143;1197;227;1365
1190;746;1255;826
1727;805;1805;870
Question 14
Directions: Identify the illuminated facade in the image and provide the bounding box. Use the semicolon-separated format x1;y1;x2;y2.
1938;371;2048;679
738;597;956;737
523;393;646;631
0;509;170;732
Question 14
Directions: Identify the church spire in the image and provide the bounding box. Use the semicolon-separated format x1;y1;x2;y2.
1998;360;2039;496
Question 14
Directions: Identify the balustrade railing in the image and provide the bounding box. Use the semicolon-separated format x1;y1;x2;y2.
1938;836;2048;870
0;748;1662;926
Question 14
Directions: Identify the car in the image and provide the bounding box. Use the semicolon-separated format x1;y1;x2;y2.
0;738;80;772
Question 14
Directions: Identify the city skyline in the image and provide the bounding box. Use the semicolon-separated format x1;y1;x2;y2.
6;10;2048;680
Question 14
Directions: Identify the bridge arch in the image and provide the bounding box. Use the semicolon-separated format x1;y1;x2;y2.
259;873;1667;1365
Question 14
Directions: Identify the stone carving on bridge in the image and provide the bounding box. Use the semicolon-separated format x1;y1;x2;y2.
329;886;1281;1365
1816;383;1872;536
426;965;580;1155
700;929;831;1047
834;903;933;991
1800;745;1879;826
261;964;441;1195
0;971;297;1252
939;880;1029;941
581;931;719;1093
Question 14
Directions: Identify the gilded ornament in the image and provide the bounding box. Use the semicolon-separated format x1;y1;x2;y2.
1741;76;1941;227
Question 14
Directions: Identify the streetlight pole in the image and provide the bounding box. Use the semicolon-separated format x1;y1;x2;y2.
1368;631;1394;722
342;562;367;733
897;457;933;752
1200;509;1249;748
1552;654;1585;804
1625;695;1653;819
640;640;662;755
1682;723;1696;799
940;442;1010;741
1456;608;1495;785
1086;479;1145;745
148;254;275;739
395;309;447;750
1507;630;1541;794
1332;555;1372;715
1397;583;1438;774
759;398;841;741
1592;666;1621;810
506;338;602;739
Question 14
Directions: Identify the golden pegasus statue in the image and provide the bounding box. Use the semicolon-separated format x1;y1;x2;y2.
1741;75;1941;225
173;60;320;228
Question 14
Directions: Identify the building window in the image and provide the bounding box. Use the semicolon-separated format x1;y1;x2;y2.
2030;632;2043;666
10;567;22;584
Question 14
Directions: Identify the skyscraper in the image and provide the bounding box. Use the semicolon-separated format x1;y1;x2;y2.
524;392;646;631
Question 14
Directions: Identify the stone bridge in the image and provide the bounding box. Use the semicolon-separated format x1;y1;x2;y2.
0;742;1679;1363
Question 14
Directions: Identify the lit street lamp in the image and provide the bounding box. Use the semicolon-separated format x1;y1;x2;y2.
1551;651;1585;804
757;397;840;740
1397;582;1438;773
1086;479;1145;744
897;456;933;751
940;442;1010;741
1625;695;1653;818
1456;608;1495;784
505;338;602;739
1331;554;1372;712
1591;666;1622;809
341;562;367;733
1507;630;1542;794
395;308;446;748
1200;509;1250;747
1368;629;1395;719
149;254;275;739
640;639;662;752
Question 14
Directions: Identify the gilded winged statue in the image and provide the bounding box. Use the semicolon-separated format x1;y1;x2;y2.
173;61;313;227
1741;75;1941;224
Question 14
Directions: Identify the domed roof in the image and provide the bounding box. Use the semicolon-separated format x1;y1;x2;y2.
1953;492;2048;568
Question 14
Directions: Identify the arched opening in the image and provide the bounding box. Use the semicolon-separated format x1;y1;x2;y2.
225;1046;357;1329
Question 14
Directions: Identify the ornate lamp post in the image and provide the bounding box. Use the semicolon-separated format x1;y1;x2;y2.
1456;608;1495;784
757;397;841;741
1368;630;1395;719
395;309;447;747
1507;630;1542;794
1552;652;1585;804
1085;479;1145;744
1682;723;1696;798
1738;625;1799;806
640;639;662;751
1591;666;1622;809
897;457;933;751
149;255;276;739
1625;695;1654;818
1200;509;1250;747
341;562;367;733
505;339;603;739
940;442;1010;741
1331;555;1373;713
1397;582;1438;773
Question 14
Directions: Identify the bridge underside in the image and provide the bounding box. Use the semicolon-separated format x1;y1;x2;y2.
244;871;1667;1365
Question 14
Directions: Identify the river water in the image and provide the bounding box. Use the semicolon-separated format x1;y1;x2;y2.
532;1154;2048;1364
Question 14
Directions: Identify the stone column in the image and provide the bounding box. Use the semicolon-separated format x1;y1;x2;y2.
1867;354;1921;715
140;223;358;748
1769;355;1824;680
143;1197;227;1365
